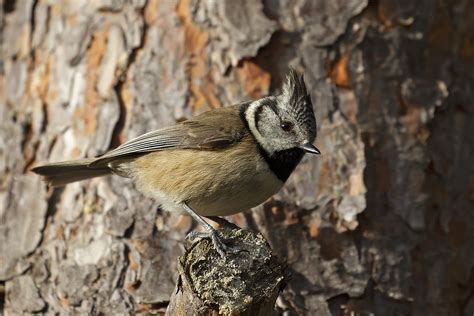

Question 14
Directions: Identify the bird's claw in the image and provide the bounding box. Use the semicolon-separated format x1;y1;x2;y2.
186;229;238;258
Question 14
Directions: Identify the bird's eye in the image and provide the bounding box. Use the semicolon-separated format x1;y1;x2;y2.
280;121;293;132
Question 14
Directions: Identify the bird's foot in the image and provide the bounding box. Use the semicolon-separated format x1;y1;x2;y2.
186;229;238;258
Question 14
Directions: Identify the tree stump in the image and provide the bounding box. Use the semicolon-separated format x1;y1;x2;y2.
166;228;287;316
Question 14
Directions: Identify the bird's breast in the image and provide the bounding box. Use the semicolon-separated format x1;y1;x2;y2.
129;136;284;216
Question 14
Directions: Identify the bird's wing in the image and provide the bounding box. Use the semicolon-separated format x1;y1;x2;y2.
89;104;247;167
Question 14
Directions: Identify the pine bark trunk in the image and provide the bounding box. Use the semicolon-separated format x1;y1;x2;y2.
1;0;473;315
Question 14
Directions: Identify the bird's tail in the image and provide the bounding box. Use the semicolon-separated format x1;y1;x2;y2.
31;158;111;187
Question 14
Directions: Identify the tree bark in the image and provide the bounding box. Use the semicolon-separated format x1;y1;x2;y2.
165;228;286;315
1;0;473;315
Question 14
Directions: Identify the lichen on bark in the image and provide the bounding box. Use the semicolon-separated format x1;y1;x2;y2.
167;228;287;315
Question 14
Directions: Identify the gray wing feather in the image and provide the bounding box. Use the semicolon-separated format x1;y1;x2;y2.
106;127;185;154
89;108;246;167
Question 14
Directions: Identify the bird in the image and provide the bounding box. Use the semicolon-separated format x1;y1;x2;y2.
32;69;320;257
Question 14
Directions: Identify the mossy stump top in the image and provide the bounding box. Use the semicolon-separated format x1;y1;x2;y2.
166;228;287;316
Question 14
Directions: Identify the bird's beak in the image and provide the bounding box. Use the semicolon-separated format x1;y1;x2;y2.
300;143;321;155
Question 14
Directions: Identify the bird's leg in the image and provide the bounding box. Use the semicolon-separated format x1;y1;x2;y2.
182;202;236;258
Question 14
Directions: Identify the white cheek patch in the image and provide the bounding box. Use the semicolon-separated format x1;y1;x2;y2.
245;100;275;154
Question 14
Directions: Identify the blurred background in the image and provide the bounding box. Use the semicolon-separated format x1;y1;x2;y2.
1;0;473;314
